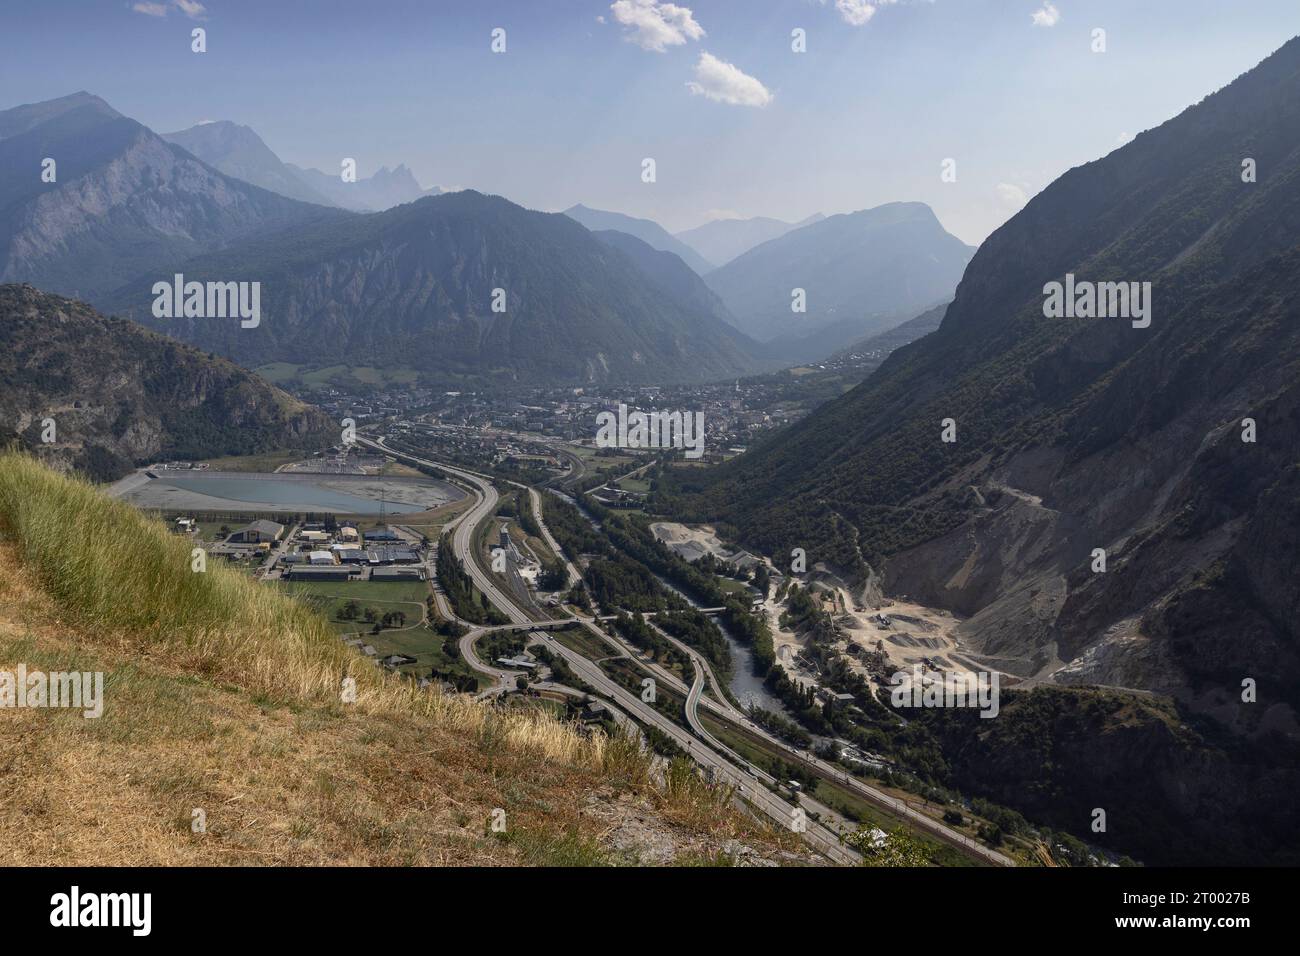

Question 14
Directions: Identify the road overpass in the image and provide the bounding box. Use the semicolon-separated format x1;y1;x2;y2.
360;434;1011;866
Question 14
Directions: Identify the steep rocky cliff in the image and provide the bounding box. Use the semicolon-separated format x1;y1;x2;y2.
0;284;334;481
661;37;1300;862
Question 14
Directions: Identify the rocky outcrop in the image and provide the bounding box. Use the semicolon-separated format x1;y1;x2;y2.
0;284;334;481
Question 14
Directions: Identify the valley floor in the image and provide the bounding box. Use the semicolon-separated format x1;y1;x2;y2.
0;466;809;867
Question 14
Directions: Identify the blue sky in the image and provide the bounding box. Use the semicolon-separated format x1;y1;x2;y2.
3;0;1298;243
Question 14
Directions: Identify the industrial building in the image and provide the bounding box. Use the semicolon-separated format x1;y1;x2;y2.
225;520;285;544
286;566;353;582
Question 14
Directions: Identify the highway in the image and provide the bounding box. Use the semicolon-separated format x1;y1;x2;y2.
527;486;580;588
360;433;1010;866
532;628;859;865
648;619;1014;866
360;437;529;624
359;434;857;863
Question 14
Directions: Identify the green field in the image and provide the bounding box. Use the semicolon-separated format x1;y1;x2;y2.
614;477;651;494
254;363;421;390
553;626;617;662
187;520;238;542
278;577;491;686
279;579;429;634
715;577;752;595
570;445;636;468
250;362;302;384
198;449;304;472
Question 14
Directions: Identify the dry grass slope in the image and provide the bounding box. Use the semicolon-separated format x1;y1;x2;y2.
0;453;807;866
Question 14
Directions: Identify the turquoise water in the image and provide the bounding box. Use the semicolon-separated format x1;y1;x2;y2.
154;474;428;513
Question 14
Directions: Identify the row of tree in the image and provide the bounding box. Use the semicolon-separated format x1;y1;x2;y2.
435;533;508;625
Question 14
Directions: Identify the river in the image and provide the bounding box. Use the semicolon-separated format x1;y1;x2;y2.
550;490;790;715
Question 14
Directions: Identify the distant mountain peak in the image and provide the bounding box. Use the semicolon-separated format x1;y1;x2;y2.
0;90;122;142
162;119;335;207
372;164;422;186
58;90;120;114
563;204;715;275
702;200;974;348
160;119;438;210
0;94;346;299
107;189;761;386
675;211;828;269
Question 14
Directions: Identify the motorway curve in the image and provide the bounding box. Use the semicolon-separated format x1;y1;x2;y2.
360;435;1010;867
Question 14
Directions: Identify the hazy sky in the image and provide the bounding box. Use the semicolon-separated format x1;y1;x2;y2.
3;0;1299;243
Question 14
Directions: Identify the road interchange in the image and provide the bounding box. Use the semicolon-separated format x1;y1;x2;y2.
357;434;1012;867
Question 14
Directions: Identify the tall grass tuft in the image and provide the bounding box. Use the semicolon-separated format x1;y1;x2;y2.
0;452;618;769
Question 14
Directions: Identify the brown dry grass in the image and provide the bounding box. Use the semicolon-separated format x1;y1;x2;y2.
0;454;799;866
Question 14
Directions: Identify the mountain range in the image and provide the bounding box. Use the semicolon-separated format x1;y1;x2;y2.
0;94;765;385
1;92;974;382
162;120;441;212
662;35;1300;863
0;92;346;302
563;203;715;275
106;190;764;385
0;283;333;482
674;212;824;268
702;203;975;349
588;227;762;361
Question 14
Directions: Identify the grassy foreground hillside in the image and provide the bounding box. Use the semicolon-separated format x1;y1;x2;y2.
0;453;804;866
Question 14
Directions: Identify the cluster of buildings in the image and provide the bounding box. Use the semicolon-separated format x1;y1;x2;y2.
188;518;428;582
384;421;564;473
349;383;800;463
281;447;389;475
311;385;440;423
277;523;426;582
193;517;285;563
411;386;790;458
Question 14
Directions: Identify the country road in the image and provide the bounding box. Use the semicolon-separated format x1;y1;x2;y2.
526;486;580;588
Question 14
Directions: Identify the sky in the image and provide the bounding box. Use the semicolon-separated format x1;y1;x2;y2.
2;0;1299;244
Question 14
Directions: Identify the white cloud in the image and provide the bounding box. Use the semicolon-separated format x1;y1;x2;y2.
828;0;900;27
131;0;206;18
610;0;704;52
1031;2;1061;27
996;182;1029;208
686;52;773;108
